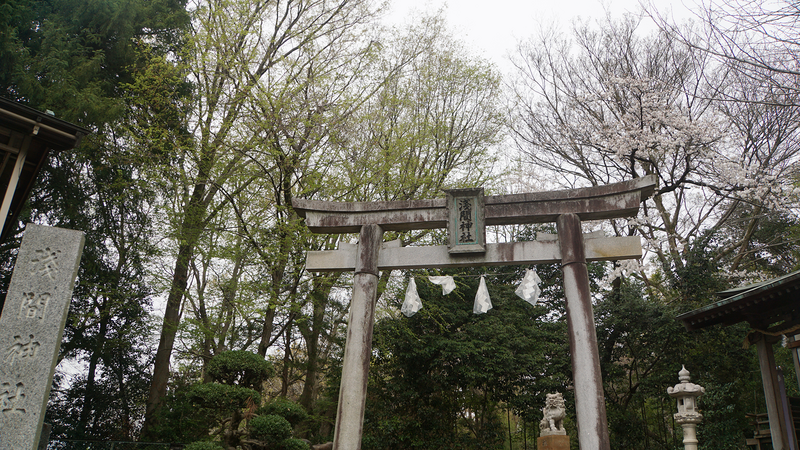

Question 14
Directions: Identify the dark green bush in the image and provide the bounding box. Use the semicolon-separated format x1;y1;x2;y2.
207;350;274;388
150;382;259;442
257;397;308;426
281;438;311;450
249;414;292;444
186;382;260;412
149;388;213;442
184;441;224;450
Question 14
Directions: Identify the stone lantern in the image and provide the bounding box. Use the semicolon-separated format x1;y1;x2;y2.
667;365;705;450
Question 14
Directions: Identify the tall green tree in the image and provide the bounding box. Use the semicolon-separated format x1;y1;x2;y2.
338;15;503;202
0;0;188;441
134;0;382;435
288;16;505;423
35;146;160;440
0;0;186;118
147;12;507;442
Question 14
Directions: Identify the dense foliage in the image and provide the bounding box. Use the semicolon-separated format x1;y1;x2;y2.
362;266;571;449
0;0;188;441
151;351;312;449
0;0;798;448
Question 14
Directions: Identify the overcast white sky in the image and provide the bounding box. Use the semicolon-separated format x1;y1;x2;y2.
382;0;697;72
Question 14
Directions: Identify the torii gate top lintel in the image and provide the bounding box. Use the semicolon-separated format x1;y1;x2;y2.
291;175;656;234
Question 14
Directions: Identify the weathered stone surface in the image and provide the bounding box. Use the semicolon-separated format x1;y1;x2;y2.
305;235;642;272
445;187;485;254
668;366;705;450
293;175;656;232
332;225;383;450
0;224;85;450
557;214;609;450
296;178;657;450
539;393;567;436
537;434;570;450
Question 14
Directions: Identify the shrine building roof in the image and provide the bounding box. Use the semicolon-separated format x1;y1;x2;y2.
0;97;89;241
677;269;800;332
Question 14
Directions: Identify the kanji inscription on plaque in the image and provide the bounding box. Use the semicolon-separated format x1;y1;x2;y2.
445;187;485;254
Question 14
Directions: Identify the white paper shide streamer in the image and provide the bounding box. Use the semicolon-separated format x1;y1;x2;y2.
515;269;542;306
401;277;423;317
428;275;456;295
473;276;492;314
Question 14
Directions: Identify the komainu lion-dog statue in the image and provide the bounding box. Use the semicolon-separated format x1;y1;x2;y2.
539;393;567;436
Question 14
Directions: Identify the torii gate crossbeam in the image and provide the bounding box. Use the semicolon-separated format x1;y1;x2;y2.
292;175;656;450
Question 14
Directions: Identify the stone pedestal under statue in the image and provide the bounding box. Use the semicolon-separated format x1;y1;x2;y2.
537;434;570;450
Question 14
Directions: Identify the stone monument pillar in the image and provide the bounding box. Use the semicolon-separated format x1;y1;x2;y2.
667;366;705;450
0;224;85;450
537;393;570;450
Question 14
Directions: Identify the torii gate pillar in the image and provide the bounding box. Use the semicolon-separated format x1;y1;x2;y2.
557;213;609;449
293;175;656;450
332;224;383;448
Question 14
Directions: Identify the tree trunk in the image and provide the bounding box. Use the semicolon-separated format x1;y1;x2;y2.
141;179;208;438
298;274;337;422
77;298;109;439
730;205;762;271
280;320;293;397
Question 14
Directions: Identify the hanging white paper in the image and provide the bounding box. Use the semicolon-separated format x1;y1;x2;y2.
428;275;456;295
515;269;542;306
401;277;423;317
473;276;492;314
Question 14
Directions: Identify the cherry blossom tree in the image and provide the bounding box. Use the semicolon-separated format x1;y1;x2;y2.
508;16;800;293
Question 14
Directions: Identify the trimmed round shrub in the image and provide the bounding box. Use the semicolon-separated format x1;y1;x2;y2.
257;397;308;426
184;442;224;450
249;414;292;444
185;382;260;413
207;350;274;388
282;438;311;450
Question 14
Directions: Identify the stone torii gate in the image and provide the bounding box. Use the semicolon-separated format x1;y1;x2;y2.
292;175;656;450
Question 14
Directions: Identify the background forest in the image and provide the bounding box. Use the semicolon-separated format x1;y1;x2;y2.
1;0;800;448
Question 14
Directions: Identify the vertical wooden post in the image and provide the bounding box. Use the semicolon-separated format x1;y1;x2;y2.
0;133;30;235
777;368;797;450
755;335;788;450
790;335;800;393
556;213;610;450
333;224;383;450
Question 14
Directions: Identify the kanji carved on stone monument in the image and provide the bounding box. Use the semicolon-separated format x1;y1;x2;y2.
5;335;41;367
0;224;84;450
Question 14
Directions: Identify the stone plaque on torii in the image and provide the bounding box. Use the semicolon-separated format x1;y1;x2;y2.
292;175;656;450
